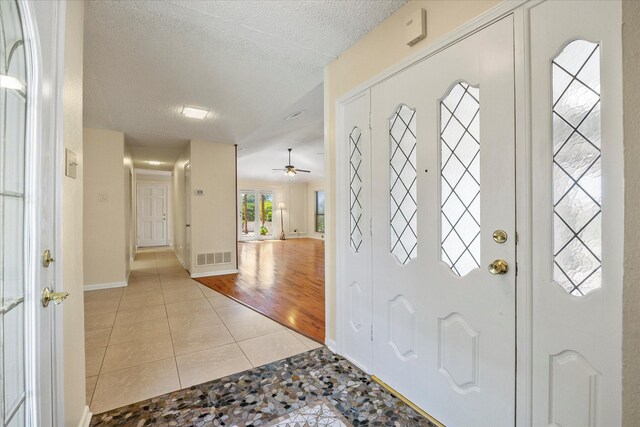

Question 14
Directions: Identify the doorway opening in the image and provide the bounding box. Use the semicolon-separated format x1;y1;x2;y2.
239;190;274;241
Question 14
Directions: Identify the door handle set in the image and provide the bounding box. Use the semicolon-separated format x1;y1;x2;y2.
489;230;509;275
41;287;69;307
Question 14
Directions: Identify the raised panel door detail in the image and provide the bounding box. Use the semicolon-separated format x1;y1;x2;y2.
440;82;481;277
389;105;417;265
552;40;602;297
549;350;599;427
387;295;417;361
349;127;364;253
438;313;480;394
348;281;363;332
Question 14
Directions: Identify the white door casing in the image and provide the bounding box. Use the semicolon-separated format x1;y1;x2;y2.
184;162;191;272
369;16;516;427
338;90;373;372
137;184;168;247
529;1;623;426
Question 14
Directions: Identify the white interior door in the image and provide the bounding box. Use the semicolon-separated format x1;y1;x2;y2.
137;184;168;247
339;91;373;372
530;2;623;425
370;16;515;426
184;162;191;272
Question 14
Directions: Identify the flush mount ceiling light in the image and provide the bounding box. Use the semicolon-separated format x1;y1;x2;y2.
147;160;162;165
180;106;209;120
284;110;305;121
0;74;25;92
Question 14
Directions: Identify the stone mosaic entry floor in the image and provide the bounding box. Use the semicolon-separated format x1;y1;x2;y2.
90;347;436;426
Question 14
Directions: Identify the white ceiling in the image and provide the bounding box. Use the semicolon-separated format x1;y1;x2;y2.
84;0;405;176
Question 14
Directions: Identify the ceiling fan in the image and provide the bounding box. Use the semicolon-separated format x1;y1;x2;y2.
272;148;311;177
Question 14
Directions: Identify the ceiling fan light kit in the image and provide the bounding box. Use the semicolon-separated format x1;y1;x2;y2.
272;148;311;177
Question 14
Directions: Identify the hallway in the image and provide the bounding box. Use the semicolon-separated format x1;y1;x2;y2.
84;247;322;414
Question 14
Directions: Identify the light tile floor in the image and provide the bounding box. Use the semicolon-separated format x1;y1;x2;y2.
84;247;322;414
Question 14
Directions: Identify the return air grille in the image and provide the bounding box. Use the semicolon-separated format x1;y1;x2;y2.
196;251;232;267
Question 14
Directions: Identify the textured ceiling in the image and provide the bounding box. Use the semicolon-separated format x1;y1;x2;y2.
84;0;406;178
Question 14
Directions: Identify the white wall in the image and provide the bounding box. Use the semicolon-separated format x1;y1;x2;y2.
61;0;86;423
83;128;126;287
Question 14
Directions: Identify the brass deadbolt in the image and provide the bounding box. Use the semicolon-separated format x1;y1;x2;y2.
42;249;55;268
492;230;508;244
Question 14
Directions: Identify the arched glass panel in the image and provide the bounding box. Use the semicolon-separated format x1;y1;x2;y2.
552;40;601;296
1;0;28;424
440;82;481;276
389;105;417;265
349;127;363;253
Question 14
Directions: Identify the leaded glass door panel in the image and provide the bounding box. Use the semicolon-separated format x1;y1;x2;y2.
530;2;623;425
340;91;373;372
370;16;516;427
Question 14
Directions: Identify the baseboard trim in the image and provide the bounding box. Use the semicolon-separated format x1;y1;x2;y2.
325;338;338;353
190;269;239;278
78;406;92;427
173;248;188;271
84;281;127;291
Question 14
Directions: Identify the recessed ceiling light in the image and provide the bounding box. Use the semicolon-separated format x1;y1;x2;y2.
0;74;25;92
284;110;305;121
148;161;162;165
181;106;209;120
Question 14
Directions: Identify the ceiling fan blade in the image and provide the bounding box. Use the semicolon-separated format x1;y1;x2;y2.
296;169;311;173
272;168;286;171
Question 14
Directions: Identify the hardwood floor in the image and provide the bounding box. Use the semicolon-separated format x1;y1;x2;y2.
195;238;325;343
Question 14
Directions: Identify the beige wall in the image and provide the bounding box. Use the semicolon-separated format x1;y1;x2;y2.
172;145;191;266
61;0;86;423
287;183;307;236
189;140;238;275
83;128;127;286
622;1;640;424
324;0;500;340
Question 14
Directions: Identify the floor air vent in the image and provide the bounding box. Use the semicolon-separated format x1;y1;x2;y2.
196;251;232;267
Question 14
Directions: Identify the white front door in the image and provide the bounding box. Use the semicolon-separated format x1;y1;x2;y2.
529;2;623;425
370;16;515;426
339;91;373;372
2;0;62;425
137;184;168;247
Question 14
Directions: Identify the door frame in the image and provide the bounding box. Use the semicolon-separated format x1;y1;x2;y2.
136;183;169;247
238;189;277;241
19;0;66;424
334;1;533;425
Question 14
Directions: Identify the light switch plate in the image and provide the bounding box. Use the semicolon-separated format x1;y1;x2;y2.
195;189;204;195
406;8;427;46
65;148;78;179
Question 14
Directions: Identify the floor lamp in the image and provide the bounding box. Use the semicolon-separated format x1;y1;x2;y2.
278;202;286;240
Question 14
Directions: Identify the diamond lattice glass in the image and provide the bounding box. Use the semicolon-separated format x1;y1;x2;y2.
389;105;417;265
440;82;481;276
350;127;363;252
552;40;601;296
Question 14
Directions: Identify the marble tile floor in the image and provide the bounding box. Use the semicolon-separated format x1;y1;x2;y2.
89;347;435;426
85;247;322;414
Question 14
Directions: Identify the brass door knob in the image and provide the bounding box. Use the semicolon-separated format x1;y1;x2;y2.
41;287;69;307
488;259;509;275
